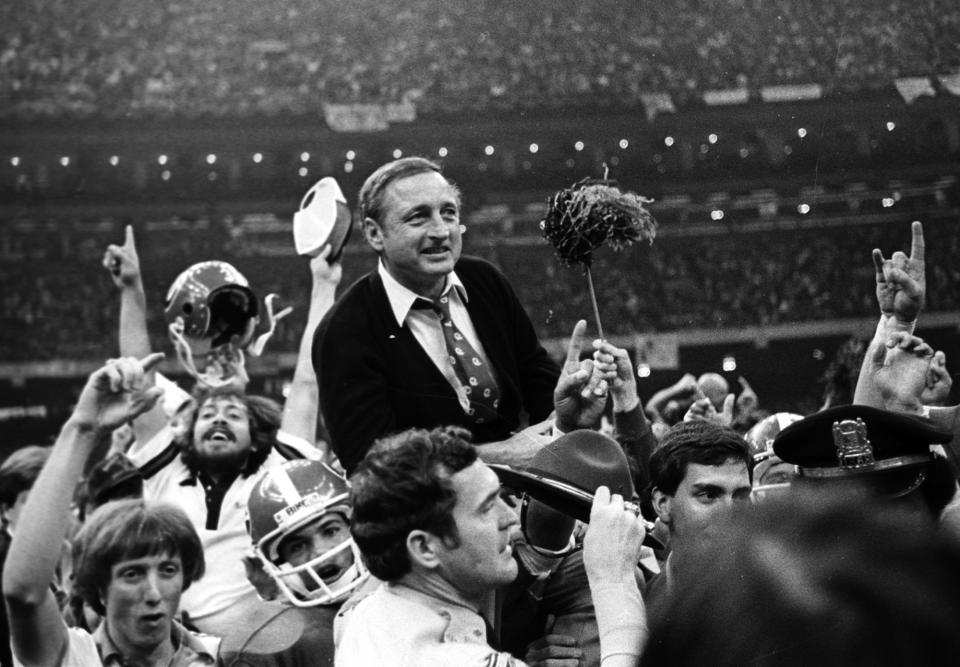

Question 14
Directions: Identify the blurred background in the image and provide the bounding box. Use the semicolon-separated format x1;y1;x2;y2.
2;0;959;451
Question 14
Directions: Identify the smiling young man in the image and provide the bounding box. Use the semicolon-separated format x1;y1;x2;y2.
216;459;370;666
3;355;218;667
646;421;752;608
313;157;560;474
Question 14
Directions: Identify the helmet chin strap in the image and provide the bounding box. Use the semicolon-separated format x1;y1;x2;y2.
248;293;293;357
169;318;247;390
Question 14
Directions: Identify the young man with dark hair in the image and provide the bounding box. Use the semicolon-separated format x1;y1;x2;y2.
3;355;218;667
646;421;752;605
216;459;371;666
337;426;649;667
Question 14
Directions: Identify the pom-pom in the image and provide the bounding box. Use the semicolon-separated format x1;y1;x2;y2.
540;178;658;268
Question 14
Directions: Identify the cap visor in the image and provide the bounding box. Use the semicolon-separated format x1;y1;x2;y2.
490;464;663;550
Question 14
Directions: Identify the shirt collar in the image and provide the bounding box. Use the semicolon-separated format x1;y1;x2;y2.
378;260;468;327
95;619;216;665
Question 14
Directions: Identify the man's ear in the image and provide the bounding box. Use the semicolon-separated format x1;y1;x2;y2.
652;487;672;526
406;529;442;570
363;217;384;253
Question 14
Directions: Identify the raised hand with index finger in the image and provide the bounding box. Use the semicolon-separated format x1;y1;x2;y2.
554;319;608;431
102;224;142;288
71;353;166;434
872;221;925;324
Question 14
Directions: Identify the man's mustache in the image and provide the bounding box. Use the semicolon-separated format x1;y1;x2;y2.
201;425;237;442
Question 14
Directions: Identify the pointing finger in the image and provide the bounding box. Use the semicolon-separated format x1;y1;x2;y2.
910;220;924;263
565;320;587;366
140;352;165;373
872;248;885;282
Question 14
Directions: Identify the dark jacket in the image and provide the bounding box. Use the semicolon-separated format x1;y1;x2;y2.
313;256;559;473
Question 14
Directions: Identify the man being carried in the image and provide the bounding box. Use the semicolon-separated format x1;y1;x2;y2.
313;157;560;472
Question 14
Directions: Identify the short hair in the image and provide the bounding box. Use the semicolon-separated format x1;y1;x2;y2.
349;426;478;582
0;445;50;508
357;157;460;224
650;421;751;496
175;387;280;477
72;499;205;616
642;488;960;666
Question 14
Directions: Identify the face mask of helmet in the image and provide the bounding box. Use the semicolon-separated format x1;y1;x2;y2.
247;460;370;607
264;535;369;608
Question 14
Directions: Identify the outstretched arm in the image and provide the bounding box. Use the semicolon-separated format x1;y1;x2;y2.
4;355;164;667
644;373;698;424
583;487;648;667
103;225;168;446
854;221;926;406
593;339;656;506
280;247;342;454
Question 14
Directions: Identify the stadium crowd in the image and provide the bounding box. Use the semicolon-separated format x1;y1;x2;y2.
3;155;960;667
2;0;959;119
3;3;960;665
2;214;959;361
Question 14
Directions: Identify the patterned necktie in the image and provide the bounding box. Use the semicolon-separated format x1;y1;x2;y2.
414;294;501;424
